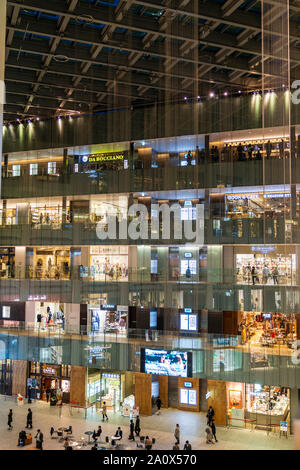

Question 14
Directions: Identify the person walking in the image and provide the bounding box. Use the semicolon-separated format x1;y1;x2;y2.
172;442;180;450
183;440;192;450
206;405;215;425
35;429;44;450
156;396;162;415
205;426;214;444
135;416;141;437
210;420;218;443
8;409;13;430
26;408;33;429
174;424;180;445
129;419;135;440
102;401;108;421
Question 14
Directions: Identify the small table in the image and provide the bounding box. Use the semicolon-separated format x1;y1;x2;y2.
111;436;122;447
85;431;93;444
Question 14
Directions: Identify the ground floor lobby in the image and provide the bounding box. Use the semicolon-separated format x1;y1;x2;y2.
0;396;293;451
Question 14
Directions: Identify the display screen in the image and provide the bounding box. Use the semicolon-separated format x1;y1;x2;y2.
180;314;197;331
180;259;197;275
180;388;197;405
141;349;192;377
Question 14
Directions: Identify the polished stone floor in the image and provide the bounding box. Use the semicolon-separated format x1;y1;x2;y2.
0;396;293;451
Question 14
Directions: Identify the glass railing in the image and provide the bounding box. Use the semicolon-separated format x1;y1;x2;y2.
1;158;298;198
0;325;299;387
0;216;294;246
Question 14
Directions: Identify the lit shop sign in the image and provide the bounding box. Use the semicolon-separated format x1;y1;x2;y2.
227;193;291;200
100;304;116;310
263;193;291;199
102;373;120;379
184;252;193;258
251;246;275;254
184;382;193;388
42;367;57;375
79;152;125;163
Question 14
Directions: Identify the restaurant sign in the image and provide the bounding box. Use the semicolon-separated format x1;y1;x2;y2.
79;152;125;163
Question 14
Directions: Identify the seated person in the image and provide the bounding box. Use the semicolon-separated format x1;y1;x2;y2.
18;430;27;446
114;427;123;439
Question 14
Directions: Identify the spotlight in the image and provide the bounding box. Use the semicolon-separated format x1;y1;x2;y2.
209;92;214;98
184;96;187;100
36;117;40;121
197;95;200;99
224;92;228;96
238;90;242;94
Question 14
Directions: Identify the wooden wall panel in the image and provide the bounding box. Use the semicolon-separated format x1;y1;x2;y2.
134;372;152;416
70;366;86;406
12;360;27;397
223;311;238;335
158;375;168;408
207;380;227;426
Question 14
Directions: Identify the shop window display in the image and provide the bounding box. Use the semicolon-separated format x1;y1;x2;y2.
89;246;128;281
30;203;70;228
35;302;65;331
88;305;128;334
245;385;290;430
29;248;70;280
239;312;297;349
236;252;296;286
0;248;15;279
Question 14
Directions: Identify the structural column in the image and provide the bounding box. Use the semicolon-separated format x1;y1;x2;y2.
0;0;7;198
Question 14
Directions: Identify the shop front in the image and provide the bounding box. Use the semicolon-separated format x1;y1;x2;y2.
28;362;71;403
87;369;131;411
238;311;297;349
88;304;128;334
30;200;70;227
0;248;15;278
235;246;296;286
226;382;290;432
34;301;65;331
27;247;70;280
89;246;128;281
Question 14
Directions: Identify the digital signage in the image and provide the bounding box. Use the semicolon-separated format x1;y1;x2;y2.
141;349;192;377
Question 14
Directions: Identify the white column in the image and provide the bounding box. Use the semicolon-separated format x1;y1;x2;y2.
0;0;7;198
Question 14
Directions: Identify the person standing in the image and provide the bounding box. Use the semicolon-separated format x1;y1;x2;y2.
27;385;32;404
46;387;51;403
35;429;44;450
251;266;256;285
135;416;141;437
102;401;108;421
129;419;135;440
174;424;180;445
156;396;162;415
8;409;13;430
26;408;33;429
210;420;218;442
183;440;192;450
